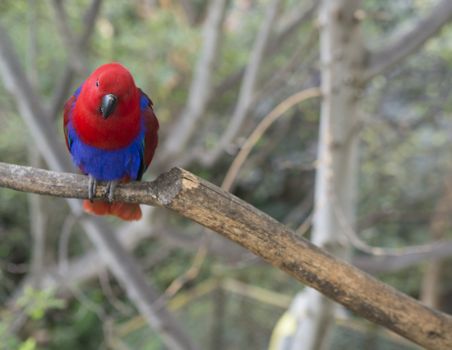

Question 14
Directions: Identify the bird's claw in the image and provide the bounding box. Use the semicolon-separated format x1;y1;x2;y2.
106;180;118;203
88;175;97;202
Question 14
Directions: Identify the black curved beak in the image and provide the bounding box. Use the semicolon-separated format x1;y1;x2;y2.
101;94;117;119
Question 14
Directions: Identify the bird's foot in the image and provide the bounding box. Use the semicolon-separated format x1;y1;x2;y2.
88;175;98;202
106;180;118;203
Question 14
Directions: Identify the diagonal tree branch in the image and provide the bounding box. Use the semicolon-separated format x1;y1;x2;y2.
9;223;251;305
200;0;282;166
212;1;318;97
26;0;47;290
0;24;197;350
365;0;452;80
179;0;203;26
51;0;85;72
160;0;228;165
1;162;452;350
353;240;452;274
49;0;102;119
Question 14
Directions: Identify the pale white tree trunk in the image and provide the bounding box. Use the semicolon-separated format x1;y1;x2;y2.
272;2;452;349
290;1;364;349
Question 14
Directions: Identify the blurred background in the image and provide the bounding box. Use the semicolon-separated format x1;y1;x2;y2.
0;0;451;349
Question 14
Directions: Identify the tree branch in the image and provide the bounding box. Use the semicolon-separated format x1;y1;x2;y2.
212;1;317;96
49;0;103;119
159;0;228;164
200;0;282;166
221;87;321;191
354;240;452;274
26;0;47;289
51;0;84;72
365;0;452;80
179;0;203;26
1;162;452;349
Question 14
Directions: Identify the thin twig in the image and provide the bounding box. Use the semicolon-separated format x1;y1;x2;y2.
331;178;451;257
222;278;292;308
296;212;313;237
58;214;77;276
161;241;207;300
221;87;321;191
98;270;134;317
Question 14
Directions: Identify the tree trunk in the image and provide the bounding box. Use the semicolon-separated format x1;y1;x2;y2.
210;287;226;350
421;176;452;308
291;1;365;349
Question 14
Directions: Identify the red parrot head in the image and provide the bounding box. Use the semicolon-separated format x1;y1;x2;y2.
78;62;139;120
72;62;142;149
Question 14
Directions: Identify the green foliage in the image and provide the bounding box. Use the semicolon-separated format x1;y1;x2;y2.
0;319;21;350
17;287;65;320
18;339;37;350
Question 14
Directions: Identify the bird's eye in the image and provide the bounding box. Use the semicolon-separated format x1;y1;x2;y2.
95;80;99;87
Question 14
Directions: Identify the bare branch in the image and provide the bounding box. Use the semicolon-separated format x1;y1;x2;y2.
365;0;452;80
27;0;39;88
1;162;452;349
331;187;452;258
10;215;251;308
83;219;197;350
27;146;47;287
273;1;318;46
222;278;292;308
352;240;452;273
212;1;318;96
51;0;84;72
221;87;321;191
0;25;70;171
50;0;103;119
160;0;228;164
160;242;207;301
200;0;282;166
79;0;103;46
179;0;203;26
27;0;46;288
421;178;452;307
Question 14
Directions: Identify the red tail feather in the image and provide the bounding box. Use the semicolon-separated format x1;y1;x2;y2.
83;200;142;221
110;202;142;221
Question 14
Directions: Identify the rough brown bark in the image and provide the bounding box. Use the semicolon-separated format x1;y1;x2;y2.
1;162;452;350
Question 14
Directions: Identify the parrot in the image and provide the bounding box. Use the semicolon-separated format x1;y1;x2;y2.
63;62;159;221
